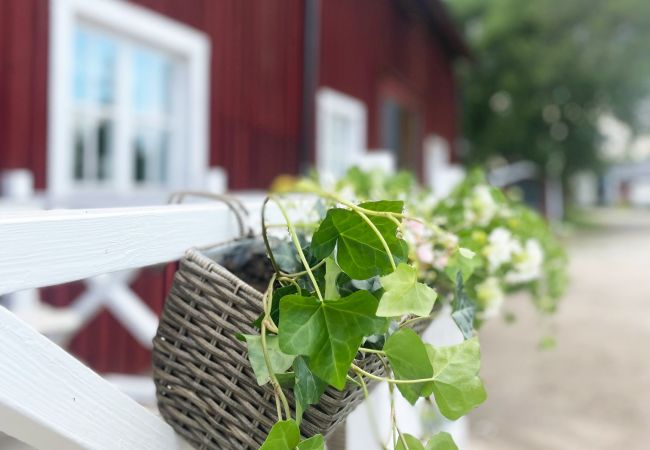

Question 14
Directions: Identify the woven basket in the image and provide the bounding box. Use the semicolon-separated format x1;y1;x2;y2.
153;247;384;449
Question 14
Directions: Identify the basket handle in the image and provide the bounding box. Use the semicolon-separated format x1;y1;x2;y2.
168;191;254;239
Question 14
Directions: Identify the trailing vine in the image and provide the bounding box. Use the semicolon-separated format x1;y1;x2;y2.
242;191;486;450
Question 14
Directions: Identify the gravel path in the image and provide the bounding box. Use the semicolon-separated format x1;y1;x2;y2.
469;209;650;450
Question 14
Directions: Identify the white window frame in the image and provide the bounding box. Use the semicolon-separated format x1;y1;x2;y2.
316;87;367;180
48;0;210;201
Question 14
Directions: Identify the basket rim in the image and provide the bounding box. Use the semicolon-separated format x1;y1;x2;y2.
184;247;265;300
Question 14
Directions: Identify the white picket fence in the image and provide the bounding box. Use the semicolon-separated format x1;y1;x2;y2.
0;199;274;449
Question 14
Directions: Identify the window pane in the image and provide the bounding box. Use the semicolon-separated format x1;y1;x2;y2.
132;48;172;116
73;117;113;183
74;29;117;105
74;127;84;181
133;129;168;185
97;119;113;181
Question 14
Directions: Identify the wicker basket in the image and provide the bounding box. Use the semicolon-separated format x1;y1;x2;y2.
153;247;385;449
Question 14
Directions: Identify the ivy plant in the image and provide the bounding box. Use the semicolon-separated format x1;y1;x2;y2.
245;190;487;450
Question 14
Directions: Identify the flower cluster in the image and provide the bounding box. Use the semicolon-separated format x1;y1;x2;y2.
329;167;568;322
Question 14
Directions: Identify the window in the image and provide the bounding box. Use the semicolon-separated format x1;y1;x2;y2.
380;94;421;171
316;88;367;180
49;0;210;200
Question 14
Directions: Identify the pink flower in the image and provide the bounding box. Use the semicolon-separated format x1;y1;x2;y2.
417;244;434;264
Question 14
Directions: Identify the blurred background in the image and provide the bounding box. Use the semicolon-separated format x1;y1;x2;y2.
1;0;650;448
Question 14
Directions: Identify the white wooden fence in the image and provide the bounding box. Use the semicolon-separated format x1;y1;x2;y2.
0;191;478;449
0;200;272;449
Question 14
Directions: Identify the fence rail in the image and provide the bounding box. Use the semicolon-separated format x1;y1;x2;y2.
0;201;267;295
0;198;276;449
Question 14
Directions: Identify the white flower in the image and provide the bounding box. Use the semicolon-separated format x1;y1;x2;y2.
505;239;544;284
476;277;505;318
483;227;521;272
417;244;435;265
337;185;358;204
464;185;498;226
441;232;459;249
432;250;450;271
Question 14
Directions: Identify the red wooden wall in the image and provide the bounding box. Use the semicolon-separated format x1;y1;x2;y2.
0;0;304;191
0;0;49;189
1;0;305;373
130;0;305;189
319;0;458;170
0;0;460;374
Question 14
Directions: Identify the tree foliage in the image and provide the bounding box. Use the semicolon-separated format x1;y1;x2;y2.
447;0;650;177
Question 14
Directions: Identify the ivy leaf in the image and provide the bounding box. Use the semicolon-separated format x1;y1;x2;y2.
278;291;382;389
444;247;481;282
395;434;426;450
451;272;476;340
426;432;458;450
259;420;300;450
422;338;487;420
253;285;297;329
309;212;338;259
275;372;295;388
293;356;327;424
259;421;324;450
383;328;433;404
311;201;405;279
296;434;325;450
242;335;295;386
324;257;341;300
377;263;437;317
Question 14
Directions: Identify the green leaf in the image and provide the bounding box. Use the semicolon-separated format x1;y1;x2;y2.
278;291;381;389
444;247;482;282
451;273;475;340
253;285;298;329
242;335;295;386
377;263;437;317
324;257;341;300
422;338;487;420
360;200;404;214
293;356;327;424
310;201;405;279
425;432;458;450
259;420;300;450
275;372;295;388
383;328;433;404
296;434;325;450
310;212;338;260
396;434;426;450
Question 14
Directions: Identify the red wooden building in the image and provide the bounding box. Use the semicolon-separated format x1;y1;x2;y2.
0;0;467;373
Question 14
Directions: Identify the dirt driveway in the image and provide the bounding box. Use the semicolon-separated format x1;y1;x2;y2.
469;209;650;450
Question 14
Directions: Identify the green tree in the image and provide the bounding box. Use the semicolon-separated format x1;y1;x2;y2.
447;0;650;178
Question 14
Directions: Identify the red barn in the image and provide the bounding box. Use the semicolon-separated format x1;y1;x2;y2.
0;0;467;373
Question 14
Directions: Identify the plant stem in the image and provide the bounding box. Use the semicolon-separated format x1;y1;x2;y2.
396;427;409;449
270;195;324;302
263;319;279;334
277;276;303;295
261;323;291;419
264;222;318;230
259;275;291;420
273;391;283;421
351;364;438;384
359;347;386;355
399;314;434;329
281;258;326;277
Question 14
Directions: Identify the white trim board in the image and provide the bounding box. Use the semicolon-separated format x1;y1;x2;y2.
0;306;191;450
316;87;368;179
0;203;247;295
48;0;211;198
